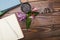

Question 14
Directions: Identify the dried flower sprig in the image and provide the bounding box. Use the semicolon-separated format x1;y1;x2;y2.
17;7;39;29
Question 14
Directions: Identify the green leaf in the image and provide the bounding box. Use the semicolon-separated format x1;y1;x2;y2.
27;11;31;17
27;11;31;14
26;11;39;29
32;11;39;16
26;18;31;29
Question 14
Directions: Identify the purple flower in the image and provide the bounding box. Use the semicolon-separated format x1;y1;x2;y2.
17;12;26;21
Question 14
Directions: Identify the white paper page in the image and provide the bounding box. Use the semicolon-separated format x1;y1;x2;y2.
0;19;18;40
0;0;20;11
0;22;3;40
3;14;24;39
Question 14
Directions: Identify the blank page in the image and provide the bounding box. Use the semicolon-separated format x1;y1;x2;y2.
0;18;18;40
3;14;24;39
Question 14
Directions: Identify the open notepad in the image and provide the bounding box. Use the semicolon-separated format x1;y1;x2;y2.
0;14;24;40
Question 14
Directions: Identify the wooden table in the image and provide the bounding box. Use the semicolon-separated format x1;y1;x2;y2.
1;12;60;40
